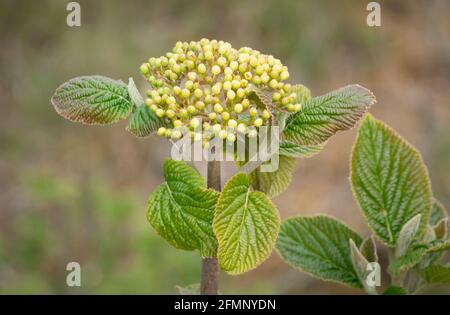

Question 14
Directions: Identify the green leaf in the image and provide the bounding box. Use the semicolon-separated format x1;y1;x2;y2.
359;235;378;262
127;77;144;106
420;265;450;284
395;214;422;257
250;155;296;198
383;286;407;295
283;85;375;145
388;239;450;276
175;283;200;295
434;218;448;240
51;75;133;125
279;141;325;159
429;199;448;226
126;104;165;137
147;160;219;257
276;216;363;288
351;114;433;246
213;173;280;275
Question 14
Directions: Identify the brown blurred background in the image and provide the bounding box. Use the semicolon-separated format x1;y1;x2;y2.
0;0;449;294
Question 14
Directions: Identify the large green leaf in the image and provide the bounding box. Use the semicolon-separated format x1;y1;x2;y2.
249;155;296;198
276;216;363;288
126;104;165;137
279;141;325;159
420;265;450;284
213;173;280;274
351;115;432;246
147;160;219;257
283;85;375;145
51;75;133;125
388;239;450;276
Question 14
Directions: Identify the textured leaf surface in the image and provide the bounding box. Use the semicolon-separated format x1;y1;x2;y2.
279;141;325;159
395;214;422;257
276;216;363;288
283;85;375;145
126;104;165;137
250;155;296;198
213;173;280;274
51;75;132;124
147;160;219;257
351;115;432;246
420;265;450;284
359;236;378;262
429;199;448;226
388;240;450;276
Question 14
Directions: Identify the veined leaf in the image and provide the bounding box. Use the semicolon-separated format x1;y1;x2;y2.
388;239;450;276
279;141;325;159
429;199;448;226
276;216;363;288
51;75;133;125
420;265;450;284
351;115;432;246
359;235;378;262
250;155;296;198
126;104;165;137
147;160;219;257
213;173;280;275
127;78;144;106
283;85;375;145
395;214;422;257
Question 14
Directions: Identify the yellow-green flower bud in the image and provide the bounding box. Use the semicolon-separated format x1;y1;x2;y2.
254;118;263;127
227;119;237;128
242;99;250;108
214;103;223;113
181;89;191;99
262;110;271;119
223;81;232;90
272;92;281;101
157;127;166;136
195;101;205;110
179;109;188;118
171;130;182;139
140;63;149;75
173;120;183;128
164;128;172;138
221;111;230;120
208;112;217;120
217;56;227;67
269;79;278;89
194;88;203;99
156;109;165;117
212;124;222;133
187;105;196;114
231;80;240;89
236;88;245;98
227;90;236;100
211;83;222;95
190;118;200;128
197;63;207;74
237;123;246;133
234;103;243;113
218;130;227;139
280;70;289;80
166;109;175;118
224;67;233;76
294;103;302;112
249;107;258;116
211;65;221;75
230;61;238;70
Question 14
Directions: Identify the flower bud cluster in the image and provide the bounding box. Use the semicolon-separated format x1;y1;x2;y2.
140;39;301;145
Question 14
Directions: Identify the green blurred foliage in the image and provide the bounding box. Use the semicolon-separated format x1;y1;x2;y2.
0;0;449;294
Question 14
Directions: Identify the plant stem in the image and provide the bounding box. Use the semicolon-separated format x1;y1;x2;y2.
200;160;221;295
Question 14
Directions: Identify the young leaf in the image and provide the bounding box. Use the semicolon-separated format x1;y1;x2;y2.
213;173;280;275
283;85;375;145
250;155;296;198
349;239;378;294
359;235;378;262
395;214;422;257
126;104;165;137
383;286;407;295
351;115;433;246
279;141;325;159
147;159;219;257
429;199;448;226
420;265;450;285
276;216;363;288
127;78;144;106
51;75;133;125
388;239;450;276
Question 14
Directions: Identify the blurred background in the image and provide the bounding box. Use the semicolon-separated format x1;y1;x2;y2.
0;0;449;294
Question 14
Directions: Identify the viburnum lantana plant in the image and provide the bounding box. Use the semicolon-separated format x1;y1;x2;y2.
51;39;378;294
